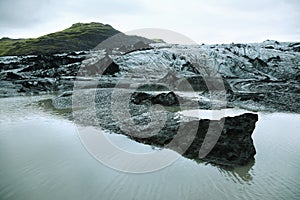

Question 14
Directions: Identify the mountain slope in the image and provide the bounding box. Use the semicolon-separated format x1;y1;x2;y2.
0;22;120;56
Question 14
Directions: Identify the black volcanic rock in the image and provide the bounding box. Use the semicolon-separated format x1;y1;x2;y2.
184;113;258;166
128;91;258;166
131;91;180;106
151;92;179;106
51;88;258;167
131;112;258;167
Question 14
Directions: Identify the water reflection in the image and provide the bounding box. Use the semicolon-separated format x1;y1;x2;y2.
218;159;255;184
1;96;300;200
39;95;258;171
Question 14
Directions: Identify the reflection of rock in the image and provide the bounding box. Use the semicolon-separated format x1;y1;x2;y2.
51;88;258;167
218;158;255;182
52;91;73;109
130;88;258;166
202;113;258;166
124;90;257;166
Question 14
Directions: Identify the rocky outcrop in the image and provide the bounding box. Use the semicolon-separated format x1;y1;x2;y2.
128;91;258;166
49;88;258;167
183;113;258;166
131;91;181;106
131;113;258;167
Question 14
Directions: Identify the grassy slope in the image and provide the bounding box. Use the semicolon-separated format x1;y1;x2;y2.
0;22;120;56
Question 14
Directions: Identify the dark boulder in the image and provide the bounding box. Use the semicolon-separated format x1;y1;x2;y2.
131;113;258;167
183;113;258;166
131;92;152;104
151;92;180;106
131;91;180;106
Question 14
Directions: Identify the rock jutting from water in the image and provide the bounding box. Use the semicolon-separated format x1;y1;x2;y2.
129;91;258;166
129;91;258;167
49;89;258;167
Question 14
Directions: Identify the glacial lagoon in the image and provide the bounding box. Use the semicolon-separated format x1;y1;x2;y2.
0;95;299;200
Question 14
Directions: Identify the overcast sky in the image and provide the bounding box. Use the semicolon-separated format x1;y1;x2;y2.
0;0;299;44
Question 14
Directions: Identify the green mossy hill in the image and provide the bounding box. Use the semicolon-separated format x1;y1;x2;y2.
0;22;120;56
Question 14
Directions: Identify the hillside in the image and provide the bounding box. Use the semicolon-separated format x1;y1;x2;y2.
0;22;120;56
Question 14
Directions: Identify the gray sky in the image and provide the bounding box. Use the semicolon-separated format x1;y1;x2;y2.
0;0;299;44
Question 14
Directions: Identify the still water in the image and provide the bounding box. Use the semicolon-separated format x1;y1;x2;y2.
0;96;299;200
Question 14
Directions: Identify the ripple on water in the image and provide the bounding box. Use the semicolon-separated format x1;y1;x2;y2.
0;96;300;200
